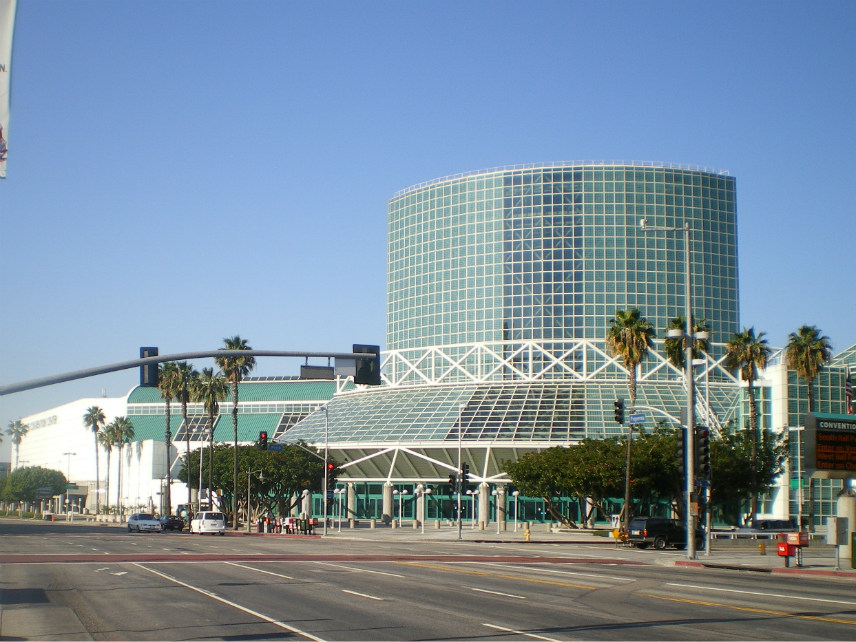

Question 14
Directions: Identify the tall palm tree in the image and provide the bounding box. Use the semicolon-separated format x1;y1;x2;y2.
785;325;832;414
6;419;29;470
83;406;106;515
725;327;771;527
112;416;135;516
605;309;655;534
174;361;199;511
664;315;710;370
98;420;119;513
216;336;256;529
157;361;179;515
191;367;227;511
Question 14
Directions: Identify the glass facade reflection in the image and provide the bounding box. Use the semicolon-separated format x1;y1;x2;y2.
388;162;738;350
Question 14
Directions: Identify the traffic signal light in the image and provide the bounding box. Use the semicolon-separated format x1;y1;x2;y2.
448;473;457;487
675;427;687;476
353;344;381;385
462;463;471;485
258;431;268;450
140;347;158;387
326;462;336;488
613;399;625;424
695;426;711;478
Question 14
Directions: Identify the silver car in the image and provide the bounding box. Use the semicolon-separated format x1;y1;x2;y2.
128;512;162;533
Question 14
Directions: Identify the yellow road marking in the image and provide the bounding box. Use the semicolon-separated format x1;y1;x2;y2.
399;561;856;628
640;593;856;627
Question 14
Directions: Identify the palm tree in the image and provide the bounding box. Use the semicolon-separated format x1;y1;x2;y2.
112;416;135;516
83;406;106;515
605;309;655;535
6;419;29;469
725;327;772;527
191;367;227;511
157;361;179;516
664;315;710;370
174;361;199;511
785;325;832;414
216;335;256;529
98;420;120;513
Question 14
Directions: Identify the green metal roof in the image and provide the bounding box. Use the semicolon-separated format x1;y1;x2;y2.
125;415;183;442
126;412;283;443
127;379;348;404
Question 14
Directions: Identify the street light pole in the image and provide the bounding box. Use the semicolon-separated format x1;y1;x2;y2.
323;404;329;536
641;219;697;560
457;404;464;541
63;452;76;515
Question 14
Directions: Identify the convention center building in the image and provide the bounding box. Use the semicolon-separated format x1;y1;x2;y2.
14;162;855;529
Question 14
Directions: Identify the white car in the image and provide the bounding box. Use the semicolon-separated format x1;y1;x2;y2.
190;511;226;535
128;512;162;533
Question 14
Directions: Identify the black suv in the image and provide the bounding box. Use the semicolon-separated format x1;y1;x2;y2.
627;516;703;550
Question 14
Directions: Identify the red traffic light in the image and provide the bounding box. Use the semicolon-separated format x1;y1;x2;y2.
326;462;335;470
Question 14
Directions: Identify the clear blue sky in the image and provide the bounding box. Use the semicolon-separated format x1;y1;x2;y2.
2;1;854;460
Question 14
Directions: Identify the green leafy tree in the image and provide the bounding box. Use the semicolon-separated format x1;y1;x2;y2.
6;419;29;469
606;308;655;533
629;426;684;518
216;335;256;529
177;443;326;524
1;466;66;504
83;406;106;514
504;447;575;526
709;423;789;526
157;361;180;514
565;439;626;525
191;367;227;510
725;327;772;526
785;325;832;414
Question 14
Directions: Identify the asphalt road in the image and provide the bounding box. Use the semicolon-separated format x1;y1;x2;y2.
1;520;854;641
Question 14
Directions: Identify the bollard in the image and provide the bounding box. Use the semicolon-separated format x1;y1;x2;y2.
759;541;766;555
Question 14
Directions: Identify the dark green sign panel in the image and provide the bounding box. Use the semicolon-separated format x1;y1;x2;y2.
804;413;856;478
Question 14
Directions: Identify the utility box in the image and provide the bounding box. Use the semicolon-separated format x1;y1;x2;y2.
826;517;847;546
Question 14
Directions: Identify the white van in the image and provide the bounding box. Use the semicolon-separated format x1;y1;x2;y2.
190;511;226;535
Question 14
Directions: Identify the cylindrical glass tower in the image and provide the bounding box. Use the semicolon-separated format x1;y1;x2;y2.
388;162;738;351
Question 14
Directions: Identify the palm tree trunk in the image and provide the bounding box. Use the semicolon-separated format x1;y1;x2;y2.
104;449;111;513
622;370;638;535
232;379;239;530
208;417;214;510
164;401;172;515
94;434;101;515
117;445;123;516
748;384;759;527
183;400;191;511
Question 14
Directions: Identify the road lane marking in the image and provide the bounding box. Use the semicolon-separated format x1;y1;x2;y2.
398;562;596;590
491;562;632;583
224;561;293;579
342;589;383;601
471;587;526;600
640;593;856;627
483;623;562;641
133;563;326;641
317;562;405;578
666;582;856;606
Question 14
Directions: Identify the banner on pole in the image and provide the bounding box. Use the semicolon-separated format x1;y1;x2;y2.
0;0;17;178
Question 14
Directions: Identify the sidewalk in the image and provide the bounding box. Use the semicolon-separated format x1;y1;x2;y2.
255;519;856;578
